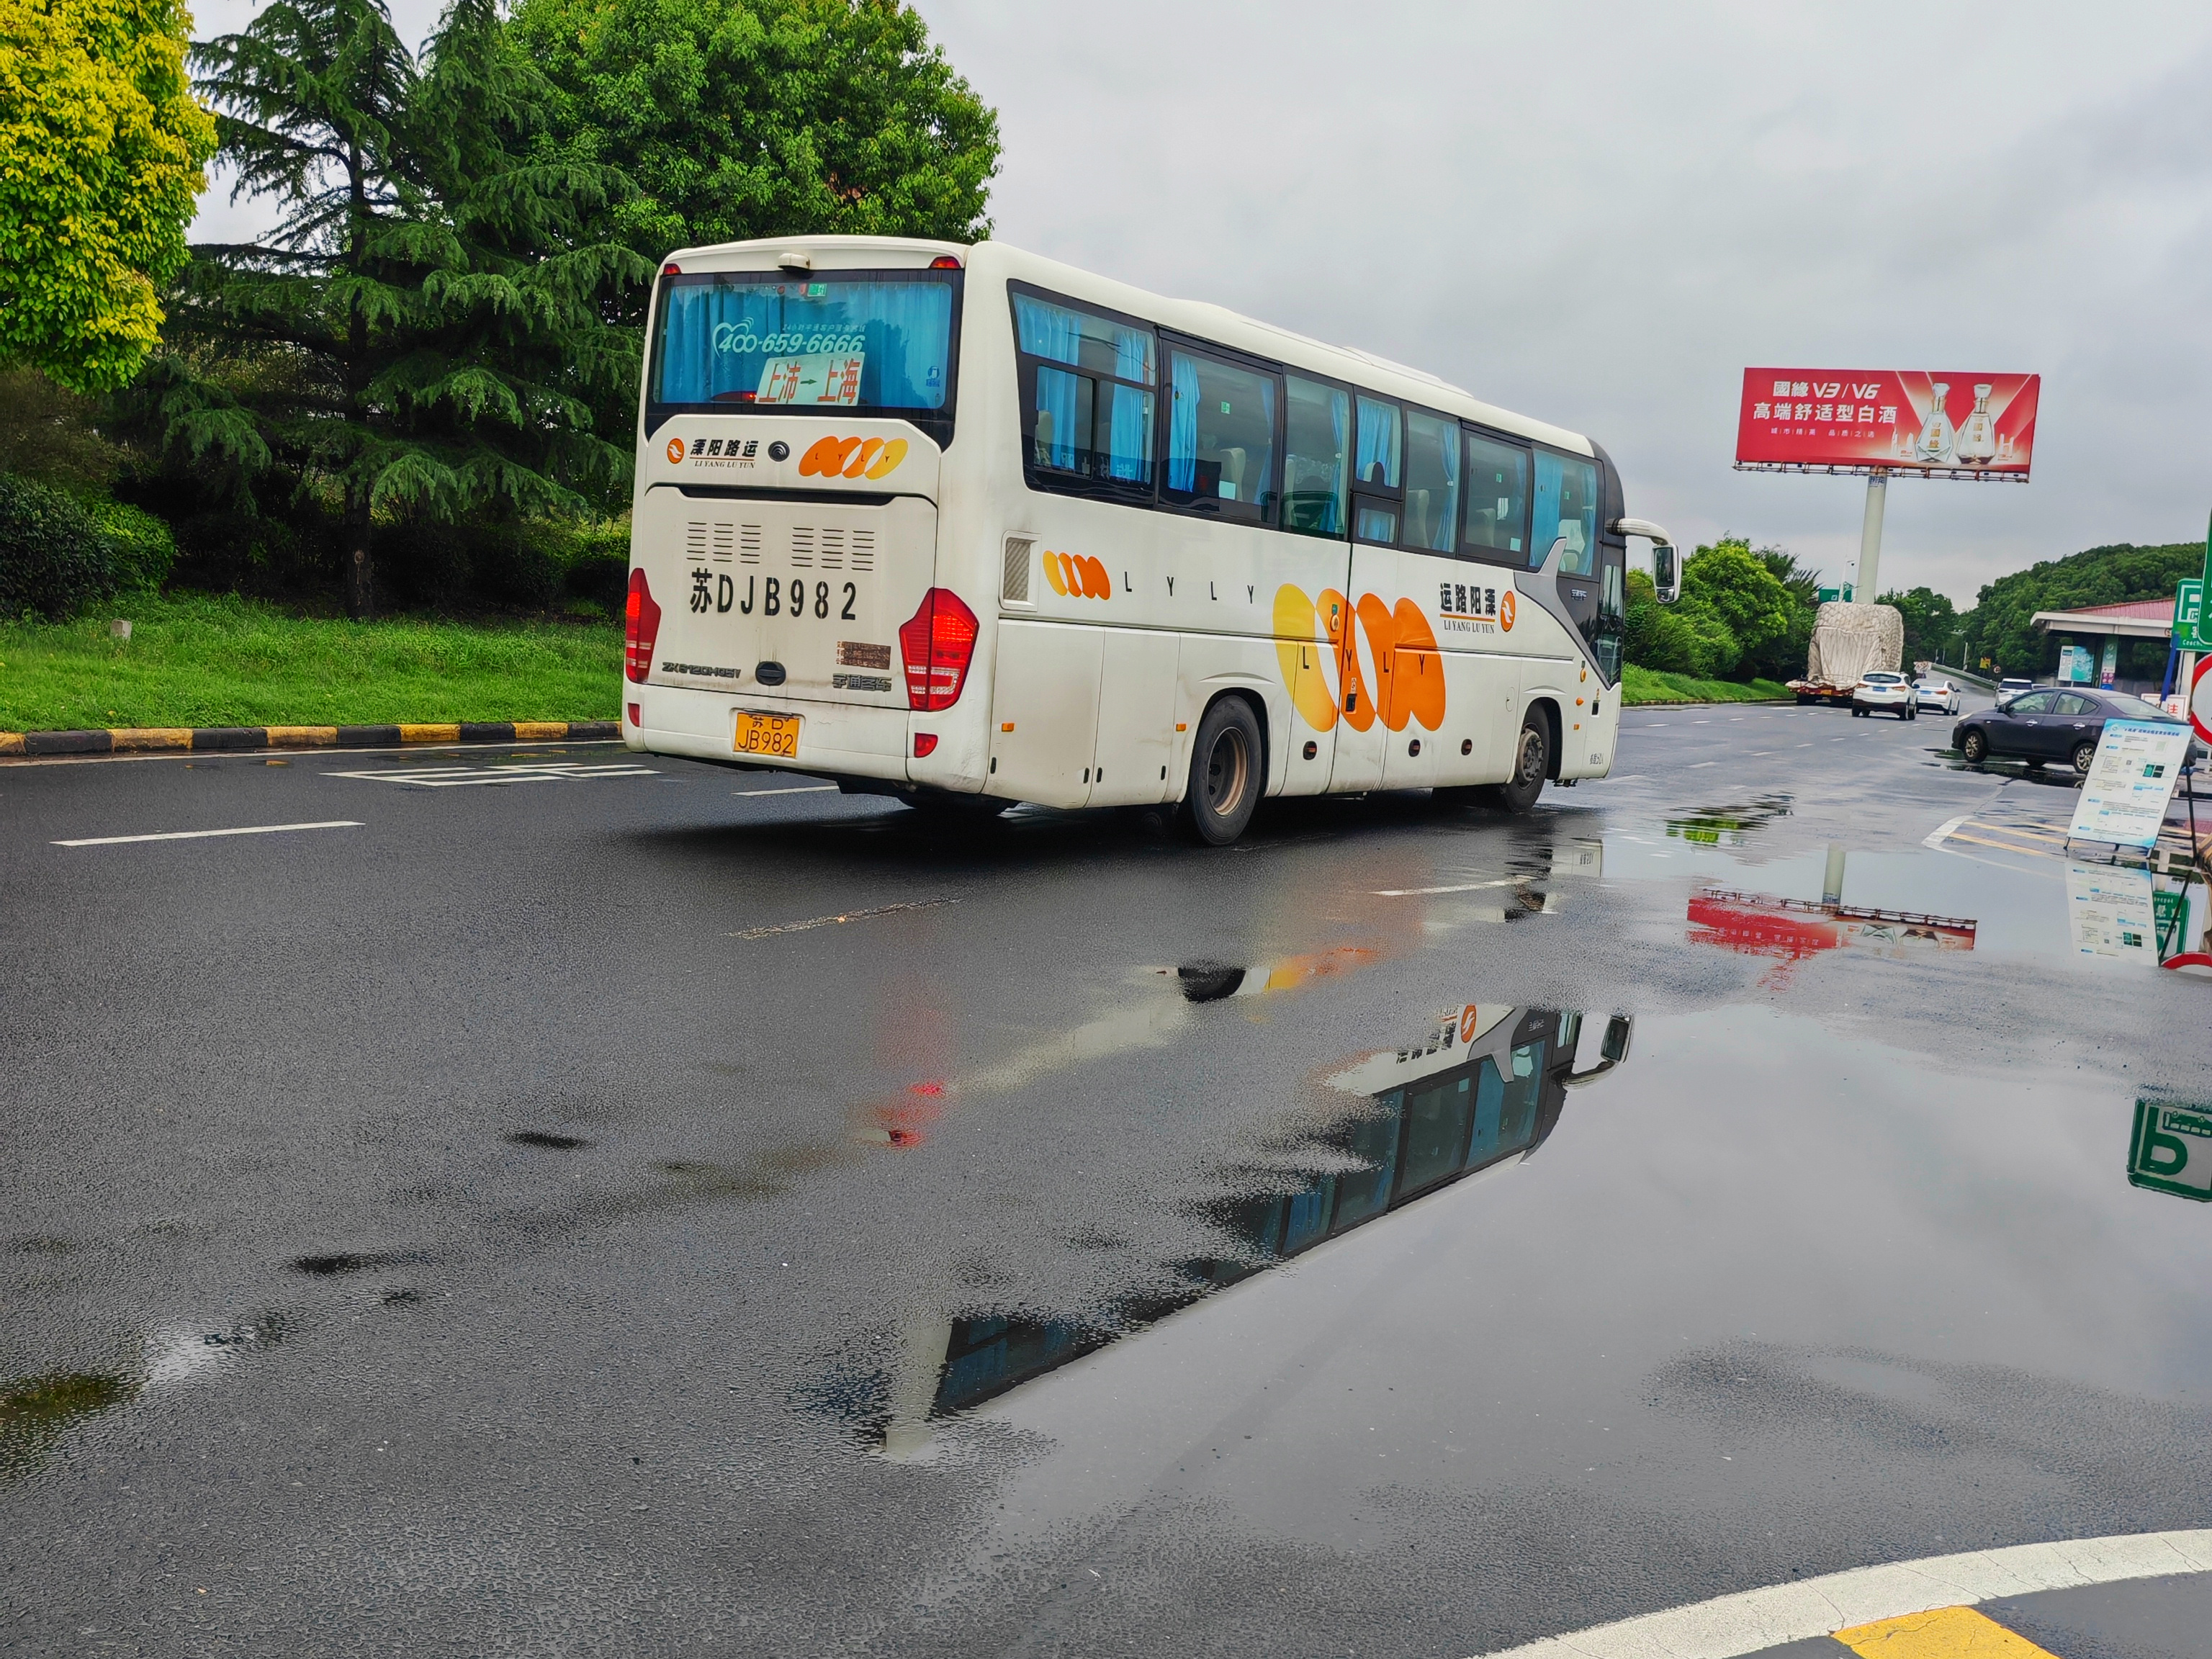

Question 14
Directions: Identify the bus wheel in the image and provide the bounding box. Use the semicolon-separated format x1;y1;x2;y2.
1179;696;1262;845
1494;709;1549;814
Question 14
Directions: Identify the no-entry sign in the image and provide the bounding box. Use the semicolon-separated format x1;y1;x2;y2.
2193;654;2212;745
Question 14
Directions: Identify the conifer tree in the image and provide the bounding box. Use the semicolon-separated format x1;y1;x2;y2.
150;0;645;617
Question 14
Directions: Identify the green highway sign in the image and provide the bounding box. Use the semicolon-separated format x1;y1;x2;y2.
2128;1099;2212;1201
2179;579;2211;651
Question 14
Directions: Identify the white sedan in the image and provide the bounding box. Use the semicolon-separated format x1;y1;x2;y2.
1915;678;1962;716
1851;670;1917;719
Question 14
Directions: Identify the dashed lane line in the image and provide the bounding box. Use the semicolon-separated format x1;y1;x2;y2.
1924;814;1970;849
1689;761;1719;768
734;785;839;797
1471;1527;2212;1659
53;819;362;848
729;898;956;940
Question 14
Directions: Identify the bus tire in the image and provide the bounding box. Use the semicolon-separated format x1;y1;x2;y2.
1493;709;1549;814
1179;696;1263;846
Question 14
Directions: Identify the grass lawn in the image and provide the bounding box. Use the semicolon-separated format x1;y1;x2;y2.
1620;665;1794;706
0;594;621;731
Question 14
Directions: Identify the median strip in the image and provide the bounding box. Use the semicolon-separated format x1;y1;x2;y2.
0;720;619;760
53;820;363;848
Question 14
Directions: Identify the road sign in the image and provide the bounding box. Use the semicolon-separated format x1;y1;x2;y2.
2068;719;2193;848
2128;1100;2212;1201
2194;655;2212;746
2175;579;2211;652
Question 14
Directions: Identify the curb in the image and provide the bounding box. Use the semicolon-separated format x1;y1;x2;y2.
0;720;620;759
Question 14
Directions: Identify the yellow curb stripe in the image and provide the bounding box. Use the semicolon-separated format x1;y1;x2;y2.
511;721;568;741
1836;1604;2057;1656
266;726;339;747
398;724;462;743
0;732;24;755
107;728;192;752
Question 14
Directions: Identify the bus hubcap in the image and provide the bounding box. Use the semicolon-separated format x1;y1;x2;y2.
1206;731;1249;814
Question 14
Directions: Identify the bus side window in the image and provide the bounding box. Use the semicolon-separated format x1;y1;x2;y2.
1530;449;1599;575
1164;347;1280;522
1012;289;1156;490
1283;376;1349;536
1460;431;1529;564
1354;397;1401;489
1402;408;1460;554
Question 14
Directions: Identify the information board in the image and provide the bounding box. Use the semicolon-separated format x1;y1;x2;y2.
2065;863;2158;963
2068;719;2193;849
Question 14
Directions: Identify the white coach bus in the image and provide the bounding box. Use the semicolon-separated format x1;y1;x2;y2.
620;236;1678;844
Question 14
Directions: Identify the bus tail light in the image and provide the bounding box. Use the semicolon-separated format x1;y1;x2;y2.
624;569;661;684
899;589;979;712
913;733;938;758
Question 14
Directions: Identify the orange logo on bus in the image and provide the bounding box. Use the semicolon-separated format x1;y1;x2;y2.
1499;590;1516;631
1273;583;1445;734
665;436;685;464
797;435;909;480
1040;549;1110;600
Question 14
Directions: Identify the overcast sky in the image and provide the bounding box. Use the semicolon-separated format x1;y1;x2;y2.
191;0;2212;606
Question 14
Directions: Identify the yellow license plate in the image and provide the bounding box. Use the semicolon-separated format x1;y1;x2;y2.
733;711;800;760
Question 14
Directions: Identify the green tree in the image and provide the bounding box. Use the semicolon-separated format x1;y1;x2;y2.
0;0;215;392
1678;538;1796;678
510;0;1000;264
1624;567;1740;678
142;0;647;617
1876;584;1959;669
1963;541;2198;681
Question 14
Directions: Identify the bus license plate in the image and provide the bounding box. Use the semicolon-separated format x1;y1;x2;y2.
733;711;800;759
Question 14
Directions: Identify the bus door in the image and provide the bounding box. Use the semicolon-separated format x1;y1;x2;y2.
1327;541;1394;791
1542;446;1623;685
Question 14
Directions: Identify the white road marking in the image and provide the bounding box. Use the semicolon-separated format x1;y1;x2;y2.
1798;743;1814;748
53;819;361;848
1749;751;1776;757
1925;813;1972;848
734;785;837;797
1473;1528;2212;1659
1372;878;1521;897
1688;761;1719;768
729;898;956;939
325;762;654;788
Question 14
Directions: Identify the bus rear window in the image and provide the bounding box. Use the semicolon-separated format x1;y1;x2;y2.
649;270;960;435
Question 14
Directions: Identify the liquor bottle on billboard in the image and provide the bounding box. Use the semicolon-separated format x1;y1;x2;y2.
1955;384;1998;464
1915;382;1957;465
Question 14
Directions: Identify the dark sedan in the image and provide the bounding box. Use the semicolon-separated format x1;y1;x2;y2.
1953;687;2195;773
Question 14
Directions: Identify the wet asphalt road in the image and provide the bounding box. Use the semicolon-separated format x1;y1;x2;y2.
5;700;2212;1657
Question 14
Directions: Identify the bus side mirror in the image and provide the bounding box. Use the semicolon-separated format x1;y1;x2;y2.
1610;518;1680;603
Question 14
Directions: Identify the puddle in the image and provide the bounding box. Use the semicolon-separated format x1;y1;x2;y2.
855;1003;1634;1457
1;1372;136;1477
1665;794;1794;848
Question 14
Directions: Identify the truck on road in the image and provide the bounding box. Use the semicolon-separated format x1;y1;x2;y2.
1789;601;1905;706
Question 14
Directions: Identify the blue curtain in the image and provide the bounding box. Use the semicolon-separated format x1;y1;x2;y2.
1168;354;1199;493
1355;397;1400;487
1106;385;1152;482
1113;326;1151;385
1015;295;1081;364
1033;368;1080;472
1328;391;1348;533
1434;423;1460;550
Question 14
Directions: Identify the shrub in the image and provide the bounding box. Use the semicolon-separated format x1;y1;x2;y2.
0;472;117;619
84;498;175;591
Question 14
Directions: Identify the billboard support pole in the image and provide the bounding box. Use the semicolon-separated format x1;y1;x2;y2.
1858;471;1888;601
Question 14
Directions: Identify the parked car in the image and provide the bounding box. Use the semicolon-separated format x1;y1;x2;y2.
1915;678;1962;716
1953;687;2197;773
1851;670;1917;719
1995;676;2034;706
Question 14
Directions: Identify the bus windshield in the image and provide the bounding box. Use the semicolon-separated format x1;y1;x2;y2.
649;269;961;437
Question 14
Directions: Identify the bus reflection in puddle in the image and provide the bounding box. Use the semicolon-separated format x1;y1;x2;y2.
871;1004;1632;1459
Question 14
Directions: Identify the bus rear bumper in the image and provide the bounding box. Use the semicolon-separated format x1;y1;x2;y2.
621;683;992;794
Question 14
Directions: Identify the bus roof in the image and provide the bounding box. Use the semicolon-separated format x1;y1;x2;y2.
656;235;1596;457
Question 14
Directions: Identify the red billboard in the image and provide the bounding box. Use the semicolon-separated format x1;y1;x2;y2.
1735;369;2038;479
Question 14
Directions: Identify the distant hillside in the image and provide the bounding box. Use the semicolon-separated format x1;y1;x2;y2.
1963;541;2198;680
